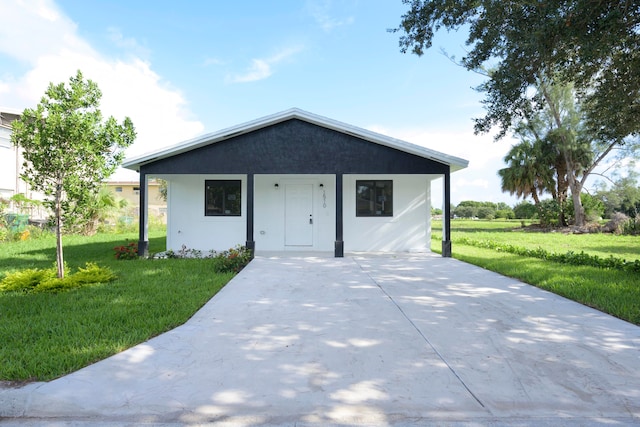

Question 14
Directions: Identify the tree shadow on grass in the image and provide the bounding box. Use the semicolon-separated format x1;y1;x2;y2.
0;235;166;273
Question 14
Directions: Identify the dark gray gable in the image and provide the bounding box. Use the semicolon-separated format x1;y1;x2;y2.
141;119;448;175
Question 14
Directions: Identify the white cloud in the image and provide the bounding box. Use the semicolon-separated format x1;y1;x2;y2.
229;58;272;83
227;46;304;83
0;0;204;179
203;57;227;67
306;0;355;32
107;27;150;58
0;0;90;63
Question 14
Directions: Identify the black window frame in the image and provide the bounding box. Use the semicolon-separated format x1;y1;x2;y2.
356;180;393;217
205;180;242;217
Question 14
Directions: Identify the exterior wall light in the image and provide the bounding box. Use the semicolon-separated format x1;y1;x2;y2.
274;183;279;189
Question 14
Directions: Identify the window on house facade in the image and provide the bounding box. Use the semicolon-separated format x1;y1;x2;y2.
115;187;123;192
205;180;241;216
356;180;393;217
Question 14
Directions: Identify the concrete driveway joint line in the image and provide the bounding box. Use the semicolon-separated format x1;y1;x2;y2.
1;253;639;426
351;256;486;410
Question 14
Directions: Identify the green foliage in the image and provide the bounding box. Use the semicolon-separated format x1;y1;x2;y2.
397;2;640;226
566;193;605;222
596;173;640;218
158;179;168;202
213;246;253;273
513;200;538;219
71;262;117;284
162;244;253;273
9;193;41;215
456;237;640;274
499;138;557;204
0;224;53;243
0;263;116;294
621;215;640;236
114;241;138;260
537;199;562;227
395;1;640;143
453;205;476;219
475;206;494;220
434;219;639;261
495;209;515;220
0;267;56;292
10;70;136;278
68;186;129;236
452;201;515;220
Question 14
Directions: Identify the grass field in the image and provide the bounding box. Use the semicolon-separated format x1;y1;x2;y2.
0;230;234;381
433;219;640;325
436;219;640;262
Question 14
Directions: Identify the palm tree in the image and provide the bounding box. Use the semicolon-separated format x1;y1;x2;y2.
498;141;546;206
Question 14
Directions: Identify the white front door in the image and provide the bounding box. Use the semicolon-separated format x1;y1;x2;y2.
285;184;313;246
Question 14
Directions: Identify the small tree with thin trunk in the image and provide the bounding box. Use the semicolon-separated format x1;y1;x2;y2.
11;70;136;278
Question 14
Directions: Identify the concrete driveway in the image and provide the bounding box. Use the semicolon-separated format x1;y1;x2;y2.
1;253;639;426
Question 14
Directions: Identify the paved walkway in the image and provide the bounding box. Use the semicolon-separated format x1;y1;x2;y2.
1;253;639;426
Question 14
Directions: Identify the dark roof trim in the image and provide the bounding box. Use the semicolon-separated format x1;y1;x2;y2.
123;108;469;172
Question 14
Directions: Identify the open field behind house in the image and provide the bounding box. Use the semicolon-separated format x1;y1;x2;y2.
435;219;640;262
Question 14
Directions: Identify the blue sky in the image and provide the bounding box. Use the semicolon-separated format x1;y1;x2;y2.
1;0;522;206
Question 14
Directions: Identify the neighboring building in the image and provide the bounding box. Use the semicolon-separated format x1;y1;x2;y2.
0;109;24;200
105;180;166;221
0;109;47;219
123;108;468;257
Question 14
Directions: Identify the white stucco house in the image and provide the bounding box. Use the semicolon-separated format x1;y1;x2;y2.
122;109;468;257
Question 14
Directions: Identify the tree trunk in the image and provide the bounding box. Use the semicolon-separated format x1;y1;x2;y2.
55;184;64;279
571;187;585;226
567;173;586;226
555;158;569;226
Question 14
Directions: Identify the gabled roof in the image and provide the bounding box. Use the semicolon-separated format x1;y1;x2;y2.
123;108;469;172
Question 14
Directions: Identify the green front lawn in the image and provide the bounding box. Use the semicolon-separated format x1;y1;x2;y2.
0;230;234;381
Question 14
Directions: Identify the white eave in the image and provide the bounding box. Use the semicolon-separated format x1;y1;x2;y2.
122;108;469;172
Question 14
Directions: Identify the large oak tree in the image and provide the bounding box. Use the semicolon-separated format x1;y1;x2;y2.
395;0;640;225
396;0;640;141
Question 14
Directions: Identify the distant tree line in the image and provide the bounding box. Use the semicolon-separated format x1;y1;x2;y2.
449;172;639;227
451;201;514;220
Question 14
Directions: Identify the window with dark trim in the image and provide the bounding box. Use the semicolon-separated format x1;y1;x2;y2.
356;180;393;217
205;180;241;216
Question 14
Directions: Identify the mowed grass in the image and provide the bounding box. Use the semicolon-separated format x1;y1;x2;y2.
433;219;640;325
0;230;234;382
444;219;640;261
